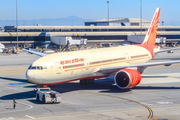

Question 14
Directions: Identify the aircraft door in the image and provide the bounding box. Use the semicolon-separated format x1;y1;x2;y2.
84;57;89;70
55;62;61;74
42;62;49;80
125;53;130;64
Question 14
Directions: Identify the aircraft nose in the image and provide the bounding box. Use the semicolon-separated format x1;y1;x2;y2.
26;70;42;84
26;70;34;83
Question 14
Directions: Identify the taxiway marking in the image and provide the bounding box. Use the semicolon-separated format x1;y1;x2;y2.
62;100;80;105
0;92;33;114
157;101;173;105
140;102;153;106
78;90;153;119
0;117;14;120
25;115;36;119
168;76;180;79
0;98;33;114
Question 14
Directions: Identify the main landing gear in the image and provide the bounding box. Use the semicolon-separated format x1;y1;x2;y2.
80;79;95;85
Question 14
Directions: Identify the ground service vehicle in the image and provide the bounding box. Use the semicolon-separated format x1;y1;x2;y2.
36;87;62;103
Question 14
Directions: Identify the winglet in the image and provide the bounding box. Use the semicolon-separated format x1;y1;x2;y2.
142;8;160;46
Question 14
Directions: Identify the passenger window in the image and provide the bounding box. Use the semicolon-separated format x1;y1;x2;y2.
41;66;43;70
31;66;36;69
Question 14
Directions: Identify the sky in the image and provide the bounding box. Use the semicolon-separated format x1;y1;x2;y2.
0;0;180;26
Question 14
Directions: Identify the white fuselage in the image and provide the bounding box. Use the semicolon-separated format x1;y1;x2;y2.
26;45;158;85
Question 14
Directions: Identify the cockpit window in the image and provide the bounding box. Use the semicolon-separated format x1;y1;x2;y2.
28;64;32;69
28;66;43;70
31;66;36;69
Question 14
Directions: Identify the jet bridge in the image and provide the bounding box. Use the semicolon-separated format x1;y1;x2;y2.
50;36;87;45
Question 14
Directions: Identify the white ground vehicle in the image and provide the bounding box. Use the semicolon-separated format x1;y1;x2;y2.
36;87;62;103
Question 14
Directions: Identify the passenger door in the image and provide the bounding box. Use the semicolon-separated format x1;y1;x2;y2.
125;53;130;64
42;62;49;80
55;62;61;74
84;57;89;70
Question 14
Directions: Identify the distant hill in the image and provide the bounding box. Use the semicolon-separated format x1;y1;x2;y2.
0;16;93;28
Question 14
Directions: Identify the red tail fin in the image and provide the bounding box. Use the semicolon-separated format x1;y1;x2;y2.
142;8;160;46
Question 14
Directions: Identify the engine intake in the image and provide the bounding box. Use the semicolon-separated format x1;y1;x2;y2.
114;69;141;89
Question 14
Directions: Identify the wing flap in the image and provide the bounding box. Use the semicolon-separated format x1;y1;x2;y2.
95;60;180;74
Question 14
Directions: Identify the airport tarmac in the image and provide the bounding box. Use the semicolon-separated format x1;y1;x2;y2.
0;49;180;120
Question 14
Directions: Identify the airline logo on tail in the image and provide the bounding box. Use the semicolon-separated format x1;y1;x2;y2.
142;8;160;46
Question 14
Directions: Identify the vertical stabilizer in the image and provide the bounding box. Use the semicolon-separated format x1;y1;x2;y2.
142;8;160;45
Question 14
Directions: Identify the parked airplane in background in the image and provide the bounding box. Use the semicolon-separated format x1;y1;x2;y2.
23;8;180;89
0;27;3;32
0;43;5;53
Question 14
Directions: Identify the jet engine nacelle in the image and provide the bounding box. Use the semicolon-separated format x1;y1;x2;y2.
114;69;141;89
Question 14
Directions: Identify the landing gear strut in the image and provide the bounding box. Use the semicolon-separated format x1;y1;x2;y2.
80;79;95;85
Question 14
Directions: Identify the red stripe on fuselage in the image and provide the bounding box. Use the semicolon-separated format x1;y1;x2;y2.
63;56;150;72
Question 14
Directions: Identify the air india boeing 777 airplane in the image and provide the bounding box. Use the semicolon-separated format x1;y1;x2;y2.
23;8;180;89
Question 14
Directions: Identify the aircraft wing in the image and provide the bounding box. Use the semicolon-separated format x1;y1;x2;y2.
95;60;180;74
22;48;47;57
155;47;180;53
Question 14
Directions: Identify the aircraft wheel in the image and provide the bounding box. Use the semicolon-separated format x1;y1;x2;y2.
80;80;85;84
85;79;89;84
90;79;93;84
36;93;39;101
80;79;95;85
91;79;95;84
89;79;92;84
88;79;91;84
90;79;92;84
42;95;45;103
83;80;86;84
80;80;82;84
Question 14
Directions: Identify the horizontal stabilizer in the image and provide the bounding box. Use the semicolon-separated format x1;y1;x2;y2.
155;47;180;53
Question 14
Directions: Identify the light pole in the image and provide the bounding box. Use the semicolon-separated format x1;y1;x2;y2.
107;1;110;25
140;0;142;36
16;0;18;49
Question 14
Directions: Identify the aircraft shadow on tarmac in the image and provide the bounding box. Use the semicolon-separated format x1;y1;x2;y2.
49;79;131;94
1;76;180;104
0;78;130;103
0;91;36;100
0;76;31;83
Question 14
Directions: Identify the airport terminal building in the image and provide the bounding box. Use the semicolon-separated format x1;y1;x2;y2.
0;18;180;48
